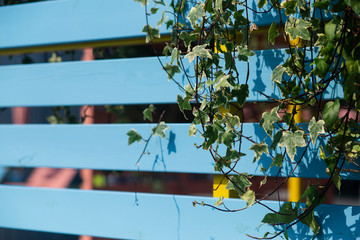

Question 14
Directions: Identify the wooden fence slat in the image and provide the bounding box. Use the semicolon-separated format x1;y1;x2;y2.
0;49;343;107
0;0;282;53
0;123;356;180
0;185;358;239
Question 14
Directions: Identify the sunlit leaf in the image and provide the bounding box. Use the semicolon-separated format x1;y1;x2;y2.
151;121;169;138
189;124;197;136
214;196;224;206
260;106;282;136
249;142;269;160
286;18;312;41
241;189;255;206
308;117;325;145
186;3;205;28
185;44;213;63
171;47;180;64
134;0;147;7
237;45;256;62
271;65;286;85
226;174;252;193
278;130;306;161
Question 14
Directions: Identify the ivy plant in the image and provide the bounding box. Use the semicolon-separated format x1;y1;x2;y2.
131;0;360;238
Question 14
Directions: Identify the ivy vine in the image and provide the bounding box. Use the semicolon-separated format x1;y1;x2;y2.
130;0;360;238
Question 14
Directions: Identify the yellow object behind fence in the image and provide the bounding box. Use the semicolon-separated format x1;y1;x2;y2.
287;104;302;202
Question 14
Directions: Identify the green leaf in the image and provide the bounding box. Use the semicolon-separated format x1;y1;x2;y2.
270;130;283;151
260;106;282;136
324;19;340;42
142;25;160;43
313;0;330;9
151;121;169;139
225;148;245;160
323;99;340;130
189;124;197;136
157;11;168;27
177;95;191;118
268;21;279;45
215;0;223;12
262;202;297;224
224;52;234;70
314;33;328;47
324;154;342;191
185;44;212;63
219;130;237;148
237;45;256;62
193;109;210;125
314;58;328;78
241;189;255;207
224;113;241;128
232;84;249;108
214;74;231;91
143;104;155;121
153;0;165;6
214;196;224;206
179;31;197;47
271;65;286;85
286;18;312;41
326;168;341;191
281;0;297;16
308;117;325;145
226;174;252;193
345;0;360;15
134;0;147;7
202;125;219;149
127;129;143;145
258;0;267;8
163;63;180;81
300;211;320;235
184;83;195;96
278;130;306;161
186;3;205;28
234;9;248;26
270;153;284;168
150;7;159;14
171;47;180;64
249;142;269;160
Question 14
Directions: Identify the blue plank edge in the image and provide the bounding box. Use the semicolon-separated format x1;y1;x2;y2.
0;185;358;240
0;49;343;107
0;123;357;180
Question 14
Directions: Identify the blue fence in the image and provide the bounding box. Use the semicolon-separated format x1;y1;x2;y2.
0;0;358;239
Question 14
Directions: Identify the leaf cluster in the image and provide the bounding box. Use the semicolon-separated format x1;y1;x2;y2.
132;0;360;238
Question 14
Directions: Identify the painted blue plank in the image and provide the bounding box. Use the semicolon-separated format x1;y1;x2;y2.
0;123;356;180
0;49;343;107
0;56;181;107
0;185;358;239
0;0;160;50
0;0;282;50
